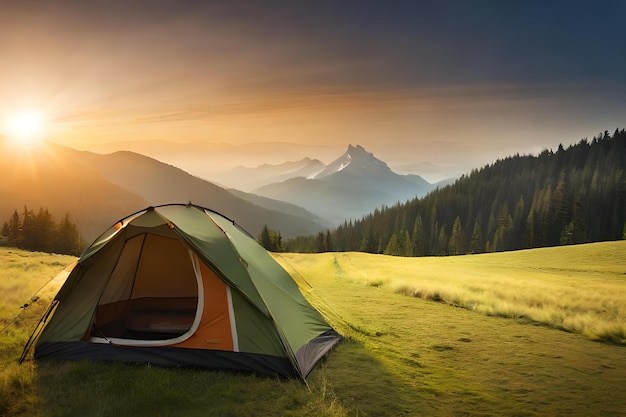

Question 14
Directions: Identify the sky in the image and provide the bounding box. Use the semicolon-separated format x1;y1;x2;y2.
1;0;625;181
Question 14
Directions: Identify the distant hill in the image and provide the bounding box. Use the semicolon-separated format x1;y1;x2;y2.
285;129;626;255
227;188;331;230
0;140;328;242
253;145;439;225
0;138;148;242
63;146;329;239
213;158;326;192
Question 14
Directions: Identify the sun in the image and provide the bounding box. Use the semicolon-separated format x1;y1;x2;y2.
2;110;46;146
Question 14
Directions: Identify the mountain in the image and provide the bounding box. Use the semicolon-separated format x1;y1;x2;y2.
287;129;626;255
0;139;328;242
212;158;326;192
63;147;329;239
252;145;437;225
0;139;148;242
314;144;434;197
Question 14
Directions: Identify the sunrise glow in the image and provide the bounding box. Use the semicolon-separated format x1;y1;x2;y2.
2;110;45;147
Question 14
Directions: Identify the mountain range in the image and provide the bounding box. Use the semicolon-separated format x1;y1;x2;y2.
212;158;326;191
249;145;452;225
0;138;451;244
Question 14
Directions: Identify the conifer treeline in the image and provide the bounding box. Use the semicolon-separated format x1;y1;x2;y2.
283;129;626;255
1;206;84;255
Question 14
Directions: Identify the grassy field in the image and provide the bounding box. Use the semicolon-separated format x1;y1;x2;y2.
1;242;626;416
284;241;626;344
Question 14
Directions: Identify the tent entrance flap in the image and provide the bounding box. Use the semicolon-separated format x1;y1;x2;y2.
91;233;201;344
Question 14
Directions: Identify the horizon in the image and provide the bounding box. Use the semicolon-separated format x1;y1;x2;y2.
1;1;625;182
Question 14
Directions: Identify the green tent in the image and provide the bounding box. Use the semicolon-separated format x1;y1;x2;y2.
25;204;340;379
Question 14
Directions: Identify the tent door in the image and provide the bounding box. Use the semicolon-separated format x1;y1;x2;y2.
91;233;203;347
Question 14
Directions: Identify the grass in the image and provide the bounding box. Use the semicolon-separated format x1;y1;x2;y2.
1;243;626;416
299;241;626;344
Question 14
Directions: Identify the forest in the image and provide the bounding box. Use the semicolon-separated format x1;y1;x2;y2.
0;206;84;256
280;128;626;256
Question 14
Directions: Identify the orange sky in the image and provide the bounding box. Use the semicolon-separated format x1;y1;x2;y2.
1;2;625;180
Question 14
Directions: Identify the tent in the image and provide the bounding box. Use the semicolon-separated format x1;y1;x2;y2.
23;204;340;379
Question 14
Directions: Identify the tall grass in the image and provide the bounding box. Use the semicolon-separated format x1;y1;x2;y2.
301;241;626;344
0;249;75;417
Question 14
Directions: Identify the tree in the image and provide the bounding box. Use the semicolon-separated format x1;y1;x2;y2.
269;230;283;252
1;206;84;255
469;220;481;253
449;216;463;255
21;206;37;250
436;226;448;256
35;207;55;252
359;225;372;252
5;210;21;247
493;214;513;252
55;213;83;255
325;230;333;252
411;215;426;256
383;234;399;256
258;225;272;250
316;231;327;252
570;200;586;244
398;229;411;256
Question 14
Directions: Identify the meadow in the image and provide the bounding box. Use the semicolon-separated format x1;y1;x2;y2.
1;242;626;416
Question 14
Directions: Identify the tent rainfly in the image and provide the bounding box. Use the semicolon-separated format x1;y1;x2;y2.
23;204;340;379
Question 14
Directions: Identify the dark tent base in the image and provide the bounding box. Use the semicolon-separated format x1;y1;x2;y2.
35;341;297;378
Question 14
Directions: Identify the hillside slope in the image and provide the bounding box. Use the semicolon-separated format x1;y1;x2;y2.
0;139;148;241
56;145;326;239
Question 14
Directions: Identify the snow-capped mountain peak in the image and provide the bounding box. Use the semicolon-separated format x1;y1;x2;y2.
315;144;390;179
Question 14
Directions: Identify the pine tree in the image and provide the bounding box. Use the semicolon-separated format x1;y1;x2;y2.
35;207;55;252
325;230;333;252
316;231;326;252
258;225;272;250
436;226;448;256
269;230;283;252
2;207;84;255
411;214;425;256
5;210;22;247
469;220;481;253
396;229;410;256
55;213;83;255
449;216;463;255
383;234;399;256
21;206;37;250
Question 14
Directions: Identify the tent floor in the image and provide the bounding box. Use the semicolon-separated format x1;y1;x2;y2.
93;311;195;341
